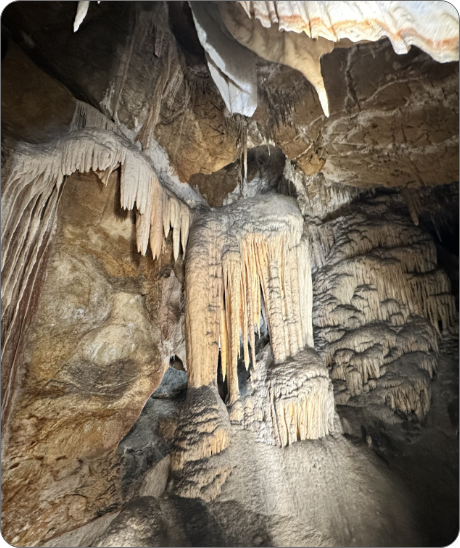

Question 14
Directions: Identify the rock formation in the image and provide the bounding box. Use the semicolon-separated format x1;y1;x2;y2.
1;1;459;547
310;195;457;423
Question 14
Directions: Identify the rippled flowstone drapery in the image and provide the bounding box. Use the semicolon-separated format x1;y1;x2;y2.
310;194;458;425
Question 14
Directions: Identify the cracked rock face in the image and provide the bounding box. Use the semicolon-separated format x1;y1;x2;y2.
1;171;184;546
3;2;458;191
255;39;458;188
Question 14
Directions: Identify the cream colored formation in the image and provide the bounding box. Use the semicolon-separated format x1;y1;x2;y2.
171;192;335;486
169;385;233;501
185;194;313;394
239;345;336;446
219;1;458;116
2;127;190;260
311;195;458;420
238;1;459;62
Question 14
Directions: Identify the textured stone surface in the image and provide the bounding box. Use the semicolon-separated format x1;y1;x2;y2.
44;511;121;548
1;171;181;546
3;4;457;192
2;1;240;182
1;41;75;141
93;497;171;547
255;39;458;188
117;395;180;503
86;428;427;547
310;194;457;425
1;4;458;547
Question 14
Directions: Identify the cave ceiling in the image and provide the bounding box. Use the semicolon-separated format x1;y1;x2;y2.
2;0;458;196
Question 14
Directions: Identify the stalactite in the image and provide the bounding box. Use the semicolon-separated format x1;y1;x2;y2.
71;100;126;137
1;127;191;419
1;180;62;422
220;1;334;117
137;10;186;152
112;7;138;121
401;187;423;226
311;196;458;421
73;1;89;32
2;127;191;264
238;1;459;64
184;193;333;444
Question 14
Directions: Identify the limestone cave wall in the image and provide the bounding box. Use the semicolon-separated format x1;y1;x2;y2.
1;2;459;547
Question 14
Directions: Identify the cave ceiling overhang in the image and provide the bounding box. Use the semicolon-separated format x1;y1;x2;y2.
2;0;459;201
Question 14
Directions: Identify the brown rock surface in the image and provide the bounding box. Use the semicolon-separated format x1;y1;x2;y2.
1;171;182;546
1;41;75;142
256;39;458;188
3;4;457;191
0;4;458;547
2;1;240;183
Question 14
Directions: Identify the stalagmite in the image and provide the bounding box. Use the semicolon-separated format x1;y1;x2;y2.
169;385;233;501
240;345;337;446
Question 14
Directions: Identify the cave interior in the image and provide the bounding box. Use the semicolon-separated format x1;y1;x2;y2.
1;1;459;547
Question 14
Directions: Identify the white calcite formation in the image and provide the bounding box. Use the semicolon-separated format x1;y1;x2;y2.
72;100;206;208
310;195;458;420
1;127;191;418
238;1;460;63
73;0;89;32
185;194;313;395
190;1;258;117
239;344;336;446
214;1;459;117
